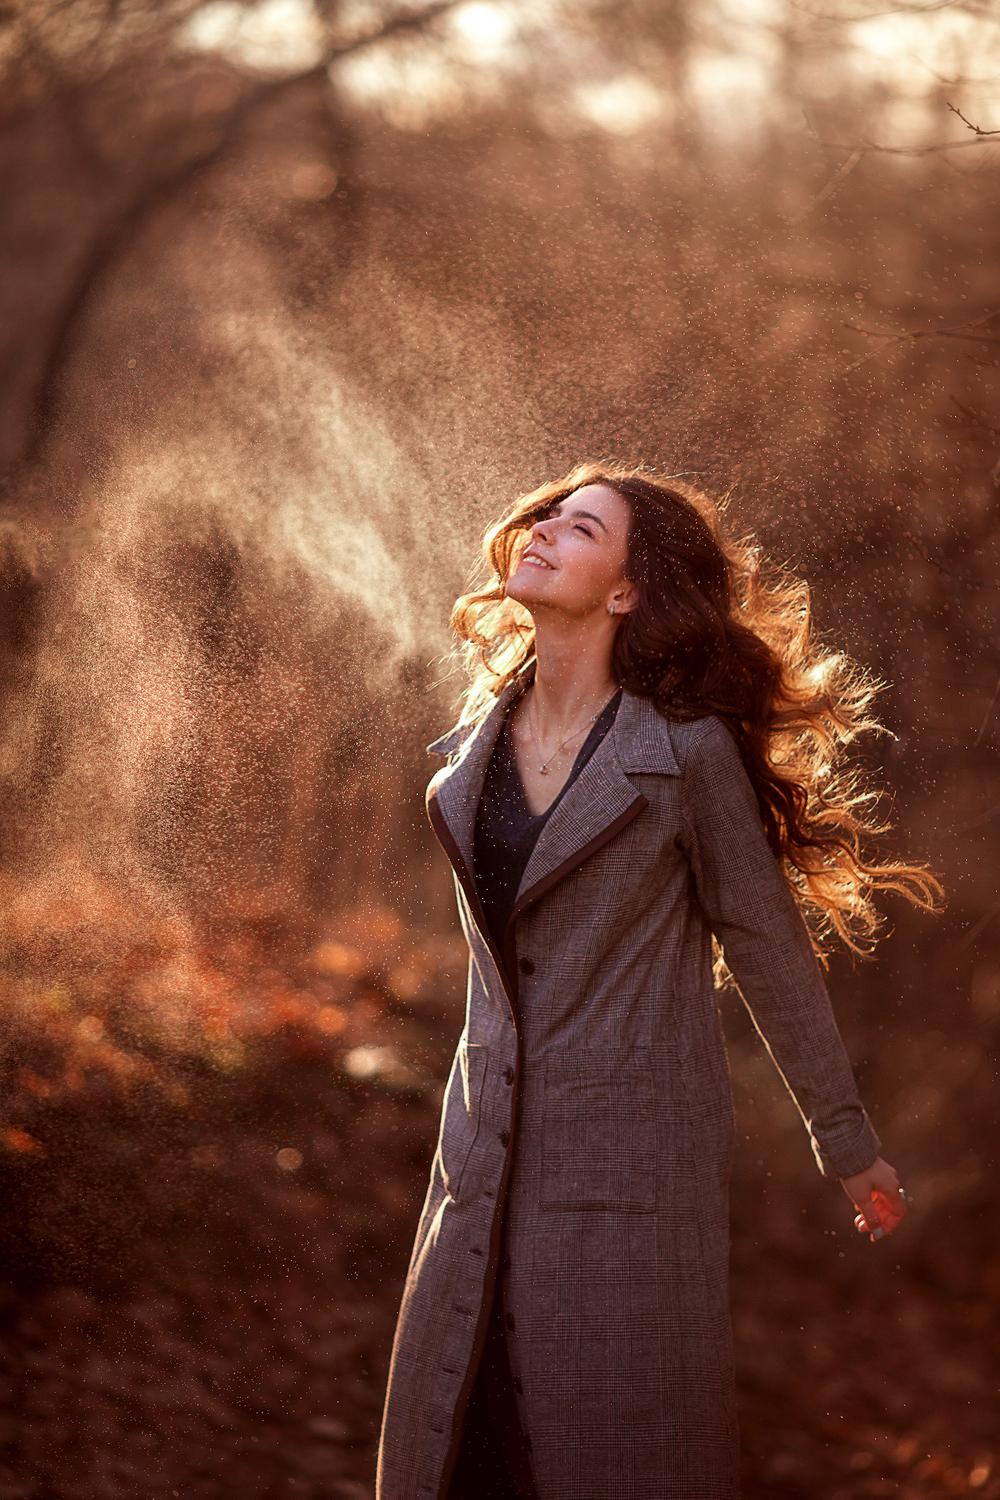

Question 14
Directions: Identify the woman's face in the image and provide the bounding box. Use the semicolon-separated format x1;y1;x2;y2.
505;485;635;619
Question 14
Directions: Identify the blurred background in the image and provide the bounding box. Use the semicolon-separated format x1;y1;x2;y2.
0;0;998;1495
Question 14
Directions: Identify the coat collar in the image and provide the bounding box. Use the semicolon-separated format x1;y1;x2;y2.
425;672;527;910
508;690;674;930
427;678;679;784
426;678;679;996
426;722;476;757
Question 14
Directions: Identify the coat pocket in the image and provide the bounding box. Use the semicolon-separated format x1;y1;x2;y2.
540;1046;656;1212
440;1040;488;1202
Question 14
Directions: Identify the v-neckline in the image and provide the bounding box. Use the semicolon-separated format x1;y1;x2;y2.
505;714;559;823
506;689;623;822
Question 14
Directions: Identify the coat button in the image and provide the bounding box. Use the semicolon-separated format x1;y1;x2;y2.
506;1312;515;1331
504;1066;514;1085
499;1130;510;1147
518;957;534;975
513;1377;523;1395
503;1253;511;1269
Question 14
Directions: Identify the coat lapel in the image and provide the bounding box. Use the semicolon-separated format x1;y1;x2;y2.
425;674;529;990
426;682;683;997
503;693;677;981
426;676;526;886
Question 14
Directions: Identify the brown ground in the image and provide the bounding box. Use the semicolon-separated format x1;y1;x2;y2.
0;966;996;1500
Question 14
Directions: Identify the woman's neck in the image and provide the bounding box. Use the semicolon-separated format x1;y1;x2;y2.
528;618;620;734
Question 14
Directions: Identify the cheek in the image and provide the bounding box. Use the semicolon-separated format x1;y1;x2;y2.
563;546;623;603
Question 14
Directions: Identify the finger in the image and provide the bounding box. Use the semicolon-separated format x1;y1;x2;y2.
853;1213;883;1240
856;1194;882;1234
872;1189;908;1234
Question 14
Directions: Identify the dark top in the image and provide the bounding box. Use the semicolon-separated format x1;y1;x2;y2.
473;688;622;956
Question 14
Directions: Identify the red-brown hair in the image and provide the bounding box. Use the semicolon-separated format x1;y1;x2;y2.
451;462;940;955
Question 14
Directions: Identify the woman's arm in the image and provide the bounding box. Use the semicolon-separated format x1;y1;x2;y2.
679;717;905;1237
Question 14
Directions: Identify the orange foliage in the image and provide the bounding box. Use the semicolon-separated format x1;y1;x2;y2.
0;857;464;1130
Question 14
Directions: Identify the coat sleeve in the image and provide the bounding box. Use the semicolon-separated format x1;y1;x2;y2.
678;716;881;1180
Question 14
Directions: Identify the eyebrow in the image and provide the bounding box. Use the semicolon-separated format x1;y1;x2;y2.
552;502;608;534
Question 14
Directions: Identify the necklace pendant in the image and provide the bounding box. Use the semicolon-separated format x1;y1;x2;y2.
539;764;550;775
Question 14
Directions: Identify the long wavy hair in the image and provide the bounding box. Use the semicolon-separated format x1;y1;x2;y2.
451;462;940;955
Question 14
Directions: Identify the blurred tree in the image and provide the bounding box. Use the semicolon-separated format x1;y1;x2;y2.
0;0;459;474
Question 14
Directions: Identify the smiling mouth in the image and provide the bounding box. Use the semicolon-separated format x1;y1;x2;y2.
521;551;554;570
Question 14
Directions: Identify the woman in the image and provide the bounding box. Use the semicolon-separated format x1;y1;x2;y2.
376;465;938;1500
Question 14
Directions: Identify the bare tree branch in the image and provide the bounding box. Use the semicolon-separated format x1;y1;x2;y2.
898;522;1000;591
818;109;1000;161
327;0;459;59
946;802;1000;837
950;395;1000;437
843;307;1000;370
957;889;1000;948
788;146;864;225
947;102;1000;138
823;135;996;158
793;0;976;21
794;107;1000;221
973;672;1000;748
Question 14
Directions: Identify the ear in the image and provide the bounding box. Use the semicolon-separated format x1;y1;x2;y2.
608;579;638;616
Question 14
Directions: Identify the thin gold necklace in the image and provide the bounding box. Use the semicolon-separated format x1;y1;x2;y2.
522;688;617;775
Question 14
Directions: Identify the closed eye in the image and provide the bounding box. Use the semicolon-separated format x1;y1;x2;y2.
539;501;603;538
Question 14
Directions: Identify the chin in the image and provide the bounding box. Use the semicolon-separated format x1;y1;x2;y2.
504;571;546;609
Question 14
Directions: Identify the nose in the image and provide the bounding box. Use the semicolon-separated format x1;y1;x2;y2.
531;516;554;543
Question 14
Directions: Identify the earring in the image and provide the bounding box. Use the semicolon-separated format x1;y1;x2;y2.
607;604;615;615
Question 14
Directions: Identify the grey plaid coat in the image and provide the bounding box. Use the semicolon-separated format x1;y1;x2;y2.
377;677;881;1500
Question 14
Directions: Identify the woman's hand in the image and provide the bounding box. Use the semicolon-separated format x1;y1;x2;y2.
840;1155;908;1242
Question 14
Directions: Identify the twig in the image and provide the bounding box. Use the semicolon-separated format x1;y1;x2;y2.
946;802;1000;837
973;673;1000;749
957;890;1000;950
820;135;997;160
947;103;1000;139
794;0;973;20
799;107;1000;227
898;523;999;591
327;0;459;57
949;395;1000;438
789;147;864;224
843;307;1000;371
